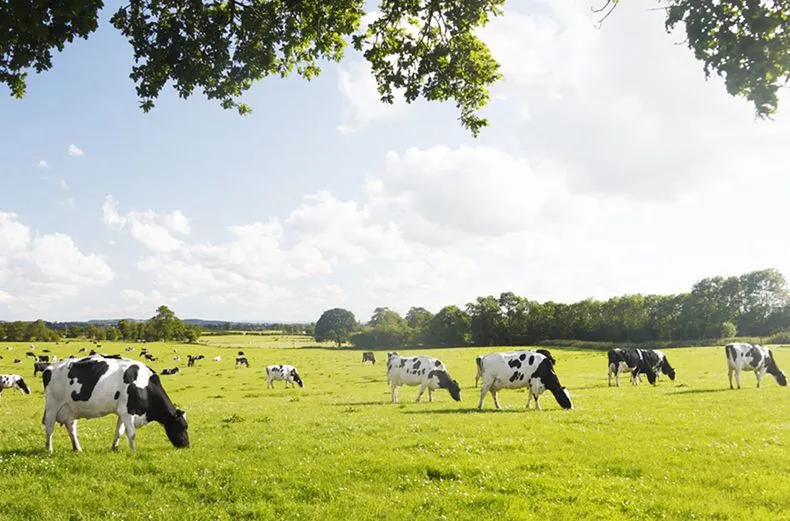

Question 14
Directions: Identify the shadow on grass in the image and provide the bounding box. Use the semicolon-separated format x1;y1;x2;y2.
402;407;531;415
670;388;730;396
0;448;48;458
333;401;388;407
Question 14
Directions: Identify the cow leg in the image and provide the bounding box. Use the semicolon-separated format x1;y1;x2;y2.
477;383;490;409
416;384;427;402
533;393;541;411
428;388;433;402
728;367;734;389
122;416;137;451
526;391;532;409
391;383;398;403
43;408;57;453
66;420;82;452
491;390;500;409
112;417;126;451
734;367;742;389
614;367;621;387
756;368;765;388
608;364;614;386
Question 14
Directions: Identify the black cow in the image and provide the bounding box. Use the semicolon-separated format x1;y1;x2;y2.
362;351;376;365
161;367;180;376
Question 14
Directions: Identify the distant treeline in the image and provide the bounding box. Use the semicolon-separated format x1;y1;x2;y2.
322;269;790;349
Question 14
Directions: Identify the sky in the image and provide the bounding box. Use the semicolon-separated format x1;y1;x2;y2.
1;1;789;323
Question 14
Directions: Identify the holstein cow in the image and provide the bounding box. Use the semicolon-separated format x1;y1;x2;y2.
0;374;31;399
476;351;572;410
474;349;556;387
235;356;249;368
41;354;189;453
362;351;376;365
632;349;676;384
386;353;461;403
607;348;660;387
161;367;180;376
33;361;51;376
266;365;304;388
726;342;788;389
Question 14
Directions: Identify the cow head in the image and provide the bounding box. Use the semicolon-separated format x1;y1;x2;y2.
550;387;573;409
291;369;304;388
660;358;676;381
430;370;462;401
447;379;462;401
15;377;31;394
164;409;190;448
767;350;787;386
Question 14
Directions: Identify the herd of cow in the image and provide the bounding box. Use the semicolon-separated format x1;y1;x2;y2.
0;341;785;453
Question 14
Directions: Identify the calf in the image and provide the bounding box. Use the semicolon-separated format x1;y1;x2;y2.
266;365;304;388
476;351;572;410
607;348;658;386
235;356;249;368
0;374;31;398
726;342;787;389
34;362;51;376
161;367;180;376
386;353;461;403
362;351;376;365
41;354;189;452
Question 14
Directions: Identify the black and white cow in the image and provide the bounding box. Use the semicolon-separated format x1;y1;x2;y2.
33;361;51;376
0;374;31;398
630;349;676;384
476;351;572;410
266;365;303;388
726;342;787;389
607;348;660;387
41;354;189;452
187;354;204;367
362;351;376;365
386;353;461;403
235;356;249;368
475;349;556;387
37;355;50;363
161;367;180;375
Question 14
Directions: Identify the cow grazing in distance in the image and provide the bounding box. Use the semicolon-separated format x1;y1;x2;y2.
13;359;21;364
41;354;189;453
726;342;787;389
187;355;204;367
266;365;304;388
213;356;222;362
362;351;376;365
34;362;51;376
37;355;50;363
43;349;51;353
79;348;86;353
26;351;36;359
125;346;135;352
235;356;249;368
0;374;31;398
386;353;461;403
608;348;657;386
634;349;676;383
238;351;245;356
161;367;180;376
476;351;572;410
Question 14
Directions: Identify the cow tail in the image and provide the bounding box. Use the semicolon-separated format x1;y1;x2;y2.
725;344;736;362
476;356;484;375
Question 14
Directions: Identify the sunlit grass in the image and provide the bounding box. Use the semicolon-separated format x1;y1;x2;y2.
0;338;788;520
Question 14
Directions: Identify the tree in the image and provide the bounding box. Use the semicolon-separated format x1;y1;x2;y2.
315;308;357;347
149;304;186;341
4;2;788;136
425;305;471;347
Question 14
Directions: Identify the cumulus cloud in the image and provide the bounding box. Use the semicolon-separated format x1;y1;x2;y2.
102;195;186;252
68;144;84;157
336;59;406;134
38;160;49;168
0;212;114;309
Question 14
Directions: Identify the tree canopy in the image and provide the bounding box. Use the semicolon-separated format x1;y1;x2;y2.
2;1;788;135
314;307;357;346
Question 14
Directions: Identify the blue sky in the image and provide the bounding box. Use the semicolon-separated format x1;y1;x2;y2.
1;1;789;323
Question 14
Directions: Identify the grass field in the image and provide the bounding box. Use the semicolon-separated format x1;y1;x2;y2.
1;336;788;520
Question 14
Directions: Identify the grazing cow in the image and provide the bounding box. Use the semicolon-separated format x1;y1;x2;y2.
362;351;376;365
633;349;676;384
0;374;31;398
13;359;21;364
213;356;222;362
41;355;189;452
143;353;157;362
43;349;51;353
187;355;204;367
474;348;557;388
125;346;135;352
476;351;572;410
161;367;180;376
26;351;36;358
607;348;660;387
38;355;50;363
726;342;787;389
79;348;87;353
34;362;51;376
235;356;249;368
386;353;461;403
238;351;245;356
173;355;181;361
266;365;304;388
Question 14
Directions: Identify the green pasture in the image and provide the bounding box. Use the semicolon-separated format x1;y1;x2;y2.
0;337;788;520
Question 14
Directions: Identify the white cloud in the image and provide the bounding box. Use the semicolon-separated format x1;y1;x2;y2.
68;144;84;157
102;195;184;253
0;290;12;303
38;160;49;168
337;59;406;134
0;213;114;309
59;179;75;209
